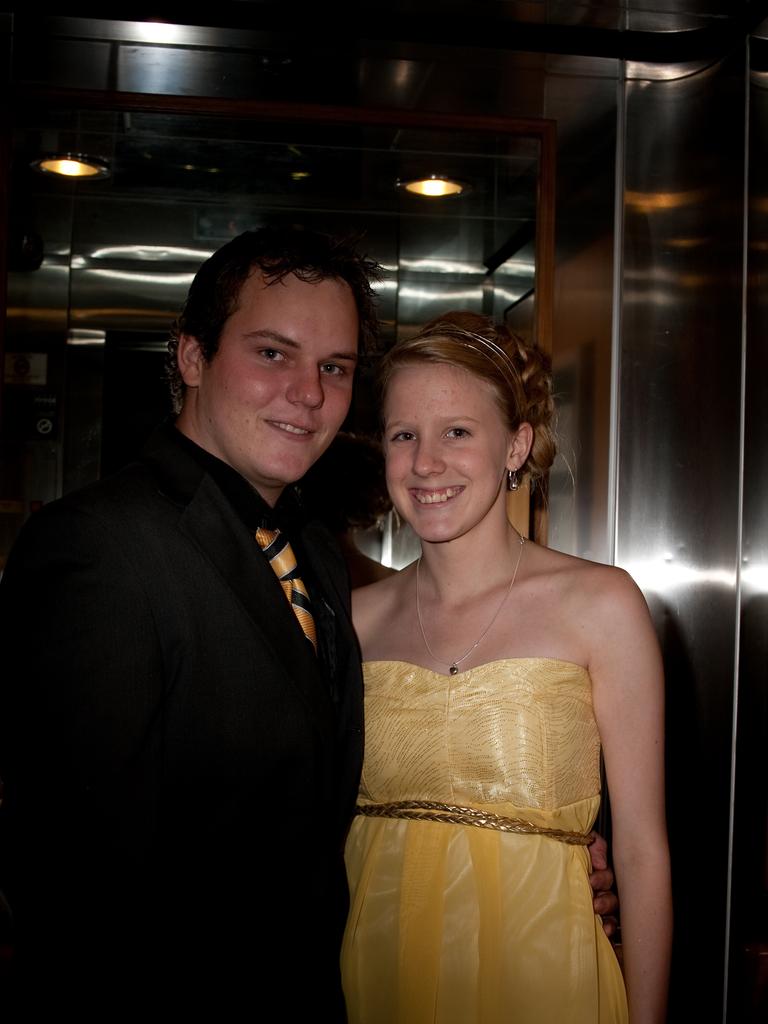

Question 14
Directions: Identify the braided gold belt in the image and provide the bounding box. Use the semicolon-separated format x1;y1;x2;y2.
355;800;593;846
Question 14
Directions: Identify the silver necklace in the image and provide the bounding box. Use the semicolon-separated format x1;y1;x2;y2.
415;531;526;676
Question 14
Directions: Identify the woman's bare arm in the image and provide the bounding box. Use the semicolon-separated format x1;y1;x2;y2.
589;569;672;1024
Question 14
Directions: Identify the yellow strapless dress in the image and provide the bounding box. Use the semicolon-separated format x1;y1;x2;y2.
341;658;627;1024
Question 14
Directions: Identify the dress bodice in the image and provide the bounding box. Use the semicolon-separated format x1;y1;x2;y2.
360;658;601;815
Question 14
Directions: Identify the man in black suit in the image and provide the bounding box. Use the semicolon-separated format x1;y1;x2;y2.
0;227;378;1019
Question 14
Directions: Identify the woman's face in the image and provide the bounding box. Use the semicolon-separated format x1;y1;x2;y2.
383;361;526;546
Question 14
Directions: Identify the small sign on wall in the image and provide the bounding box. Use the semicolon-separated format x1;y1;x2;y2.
4;352;48;386
1;389;59;441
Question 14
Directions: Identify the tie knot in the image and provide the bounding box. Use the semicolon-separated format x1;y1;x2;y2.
255;526;280;551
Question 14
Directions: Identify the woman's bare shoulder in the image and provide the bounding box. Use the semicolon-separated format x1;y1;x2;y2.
529;542;637;587
352;564;413;647
522;545;658;681
526;543;650;625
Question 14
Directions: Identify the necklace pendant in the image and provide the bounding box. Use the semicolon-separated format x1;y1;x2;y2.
416;536;526;685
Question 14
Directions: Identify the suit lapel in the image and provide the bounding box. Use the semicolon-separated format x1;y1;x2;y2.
301;521;356;647
300;520;362;698
179;476;335;728
301;522;347;610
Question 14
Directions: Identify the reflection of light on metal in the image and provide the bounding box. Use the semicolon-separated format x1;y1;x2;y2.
87;269;195;286
399;286;483;302
394;60;417;88
627;60;714;83
666;237;710;249
624;265;715;289
131;20;190;44
620;558;735;593
67;329;106;347
33;154;110;179
379;511;420;571
7;307;72;322
89;245;212;262
372;280;398;292
625;267;683;283
400;257;485;275
397;257;532;279
181;163;220;174
387;551;418;571
678;273;716;288
742;563;768;592
494;287;533;304
496;260;535;278
626;187;711;212
398;176;467;198
623;290;678;306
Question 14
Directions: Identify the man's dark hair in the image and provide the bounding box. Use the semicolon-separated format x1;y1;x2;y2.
167;225;380;409
299;432;392;534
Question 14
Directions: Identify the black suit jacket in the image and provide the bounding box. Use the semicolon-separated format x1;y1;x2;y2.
0;427;364;1020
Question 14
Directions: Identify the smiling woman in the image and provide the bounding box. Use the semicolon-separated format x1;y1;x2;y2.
382;360;527;546
341;311;672;1024
378;310;555;492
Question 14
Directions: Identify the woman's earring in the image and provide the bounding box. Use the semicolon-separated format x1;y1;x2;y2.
507;468;520;491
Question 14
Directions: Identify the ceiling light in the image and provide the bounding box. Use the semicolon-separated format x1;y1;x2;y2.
32;154;110;179
398;175;467;198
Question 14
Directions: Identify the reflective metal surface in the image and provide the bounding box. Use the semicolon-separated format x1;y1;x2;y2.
727;35;768;1023
621;50;747;1022
546;56;619;562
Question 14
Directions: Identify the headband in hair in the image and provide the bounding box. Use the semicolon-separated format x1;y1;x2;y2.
427;323;522;394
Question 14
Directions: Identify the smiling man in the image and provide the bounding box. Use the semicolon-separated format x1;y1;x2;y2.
0;228;379;1020
175;270;360;500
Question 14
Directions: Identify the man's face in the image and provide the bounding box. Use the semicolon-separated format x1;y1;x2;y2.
176;270;359;505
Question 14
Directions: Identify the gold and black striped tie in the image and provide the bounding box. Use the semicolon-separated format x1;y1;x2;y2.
255;526;317;653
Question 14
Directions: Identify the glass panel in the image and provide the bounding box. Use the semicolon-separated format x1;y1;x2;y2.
2;105;542;564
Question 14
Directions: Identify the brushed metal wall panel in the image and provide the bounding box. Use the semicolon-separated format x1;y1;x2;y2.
546;63;619;562
13;36;113;91
621;52;746;1021
727;47;768;1024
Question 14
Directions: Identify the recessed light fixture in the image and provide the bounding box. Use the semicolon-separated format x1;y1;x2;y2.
398;175;467;198
32;154;110;179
